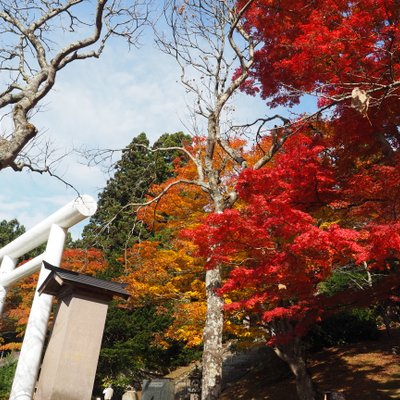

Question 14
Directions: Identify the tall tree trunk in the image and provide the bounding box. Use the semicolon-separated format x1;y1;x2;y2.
201;267;224;400
273;335;316;400
200;113;226;400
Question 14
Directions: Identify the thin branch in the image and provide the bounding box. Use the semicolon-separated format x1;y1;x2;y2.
9;161;80;196
93;178;210;241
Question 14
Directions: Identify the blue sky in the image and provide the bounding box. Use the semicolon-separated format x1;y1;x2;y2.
0;28;281;239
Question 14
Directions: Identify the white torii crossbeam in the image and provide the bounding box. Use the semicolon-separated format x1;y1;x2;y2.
0;195;97;400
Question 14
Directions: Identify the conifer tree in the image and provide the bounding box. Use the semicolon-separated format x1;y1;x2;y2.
80;132;189;265
0;220;25;248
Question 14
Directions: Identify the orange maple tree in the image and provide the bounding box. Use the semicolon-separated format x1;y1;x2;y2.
121;137;273;346
121;146;209;346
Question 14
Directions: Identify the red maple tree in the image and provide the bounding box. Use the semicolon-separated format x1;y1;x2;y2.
185;125;400;399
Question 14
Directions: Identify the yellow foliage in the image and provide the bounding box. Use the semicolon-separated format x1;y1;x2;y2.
319;220;340;230
0;342;22;351
122;239;205;309
163;302;207;347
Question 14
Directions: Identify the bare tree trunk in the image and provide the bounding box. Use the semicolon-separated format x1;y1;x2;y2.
155;3;257;398
273;337;316;400
201;267;224;400
201;121;225;399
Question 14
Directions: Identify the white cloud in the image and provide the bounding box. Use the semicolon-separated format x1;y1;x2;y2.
34;43;189;151
0;195;31;218
0;34;277;241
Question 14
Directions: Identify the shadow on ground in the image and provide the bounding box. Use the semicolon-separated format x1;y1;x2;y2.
220;329;400;400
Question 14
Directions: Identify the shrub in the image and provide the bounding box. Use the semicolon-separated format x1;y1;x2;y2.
306;308;379;351
0;355;17;400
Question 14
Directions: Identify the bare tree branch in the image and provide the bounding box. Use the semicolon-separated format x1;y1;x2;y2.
0;0;148;171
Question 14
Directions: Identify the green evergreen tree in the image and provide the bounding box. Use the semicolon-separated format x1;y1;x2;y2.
96;305;172;386
94;303;201;394
80;132;189;268
0;219;25;248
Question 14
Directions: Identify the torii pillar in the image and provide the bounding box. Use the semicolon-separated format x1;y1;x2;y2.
34;262;129;400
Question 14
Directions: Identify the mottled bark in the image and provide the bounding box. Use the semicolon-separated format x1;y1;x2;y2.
201;267;224;400
201;112;225;400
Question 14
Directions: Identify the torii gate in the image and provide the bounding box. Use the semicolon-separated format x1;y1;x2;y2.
0;195;97;400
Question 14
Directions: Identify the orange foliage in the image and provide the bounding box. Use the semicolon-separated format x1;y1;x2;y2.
123;136;268;347
123;240;204;304
122;238;207;344
1;248;108;342
0;342;21;351
138;137;249;231
162;302;207;347
123;144;211;346
61;248;109;275
6;273;38;337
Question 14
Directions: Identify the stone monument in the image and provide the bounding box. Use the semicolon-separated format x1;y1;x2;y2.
141;379;174;400
34;262;129;400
